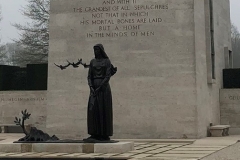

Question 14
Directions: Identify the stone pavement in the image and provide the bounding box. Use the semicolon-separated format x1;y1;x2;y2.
0;134;239;160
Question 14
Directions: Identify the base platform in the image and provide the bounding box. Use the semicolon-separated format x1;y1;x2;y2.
0;141;134;153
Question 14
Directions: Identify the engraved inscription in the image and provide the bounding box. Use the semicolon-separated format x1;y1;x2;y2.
73;0;169;39
0;97;47;102
228;95;240;101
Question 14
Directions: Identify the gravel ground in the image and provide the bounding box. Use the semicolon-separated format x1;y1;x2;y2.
201;142;240;160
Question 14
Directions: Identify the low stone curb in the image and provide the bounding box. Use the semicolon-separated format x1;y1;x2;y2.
0;142;134;154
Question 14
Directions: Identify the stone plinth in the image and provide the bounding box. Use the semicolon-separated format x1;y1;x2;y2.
0;142;134;153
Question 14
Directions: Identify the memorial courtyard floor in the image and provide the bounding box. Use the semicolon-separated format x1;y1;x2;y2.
0;134;239;160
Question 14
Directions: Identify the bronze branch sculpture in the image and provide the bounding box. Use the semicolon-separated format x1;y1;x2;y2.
14;110;59;142
14;110;30;135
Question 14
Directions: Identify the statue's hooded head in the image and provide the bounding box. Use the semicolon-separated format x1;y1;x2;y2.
93;44;109;59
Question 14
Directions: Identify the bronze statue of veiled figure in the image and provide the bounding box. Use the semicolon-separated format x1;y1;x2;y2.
86;44;117;141
52;44;117;143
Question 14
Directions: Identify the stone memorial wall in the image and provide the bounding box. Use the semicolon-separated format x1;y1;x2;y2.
49;0;197;139
0;0;232;139
220;89;240;135
0;92;47;131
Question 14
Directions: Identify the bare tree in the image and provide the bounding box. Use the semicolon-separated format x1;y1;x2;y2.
0;5;2;22
0;46;7;64
12;0;49;65
0;6;7;64
231;23;240;68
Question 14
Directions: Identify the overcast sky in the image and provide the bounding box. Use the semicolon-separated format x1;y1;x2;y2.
0;0;240;43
